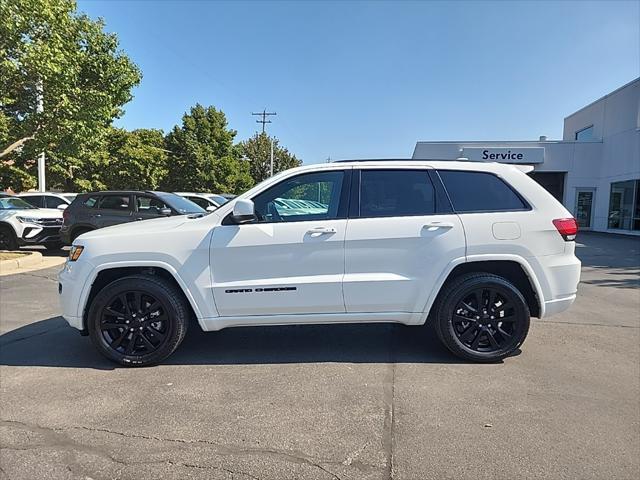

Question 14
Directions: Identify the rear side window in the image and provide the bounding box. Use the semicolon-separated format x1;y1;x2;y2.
23;195;44;208
98;195;131;211
360;169;435;217
83;196;100;208
438;170;528;212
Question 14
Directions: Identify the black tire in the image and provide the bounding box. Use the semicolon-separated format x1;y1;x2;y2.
44;241;65;251
0;225;19;251
71;227;92;242
87;275;189;367
434;273;530;363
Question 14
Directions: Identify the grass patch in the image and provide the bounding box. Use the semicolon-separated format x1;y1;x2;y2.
0;252;28;261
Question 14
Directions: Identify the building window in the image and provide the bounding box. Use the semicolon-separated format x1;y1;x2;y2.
575;125;594;141
608;180;640;231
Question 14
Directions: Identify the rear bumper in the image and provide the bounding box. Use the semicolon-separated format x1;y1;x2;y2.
530;252;581;318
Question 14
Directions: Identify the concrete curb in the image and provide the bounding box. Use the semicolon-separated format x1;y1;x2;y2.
0;251;43;273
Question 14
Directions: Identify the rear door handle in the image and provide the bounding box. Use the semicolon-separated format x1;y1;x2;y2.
423;221;454;229
307;226;336;234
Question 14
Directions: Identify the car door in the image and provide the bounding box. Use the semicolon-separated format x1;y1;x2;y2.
134;194;170;221
343;167;466;313
210;168;351;317
95;194;133;227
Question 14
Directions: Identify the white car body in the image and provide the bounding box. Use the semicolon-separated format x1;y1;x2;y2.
59;160;581;340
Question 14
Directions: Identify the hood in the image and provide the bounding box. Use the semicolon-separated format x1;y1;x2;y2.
78;214;198;241
9;208;63;219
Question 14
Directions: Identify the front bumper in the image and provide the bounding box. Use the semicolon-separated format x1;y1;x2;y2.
18;225;62;245
58;258;95;331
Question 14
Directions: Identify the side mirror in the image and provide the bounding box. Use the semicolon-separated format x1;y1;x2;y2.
231;199;256;224
57;204;68;210
160;207;172;216
206;205;217;212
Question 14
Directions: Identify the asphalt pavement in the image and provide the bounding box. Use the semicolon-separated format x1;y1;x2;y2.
0;232;638;480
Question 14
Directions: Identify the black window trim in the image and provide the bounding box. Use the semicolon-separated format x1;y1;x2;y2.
224;168;353;225
435;169;532;214
351;167;450;219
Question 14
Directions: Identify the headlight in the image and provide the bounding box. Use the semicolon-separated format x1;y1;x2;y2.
16;216;43;225
69;245;84;262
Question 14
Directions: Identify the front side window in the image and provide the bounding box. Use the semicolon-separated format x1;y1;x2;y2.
438;170;528;213
359;169;435;217
0;197;37;210
252;171;345;223
136;195;168;214
608;179;640;231
98;195;131;211
45;196;67;209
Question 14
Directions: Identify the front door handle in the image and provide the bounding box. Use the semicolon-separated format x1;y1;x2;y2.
423;221;454;229
307;226;337;235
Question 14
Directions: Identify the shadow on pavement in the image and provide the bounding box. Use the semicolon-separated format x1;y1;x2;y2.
0;316;479;369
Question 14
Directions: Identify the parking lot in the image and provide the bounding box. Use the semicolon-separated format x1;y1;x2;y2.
0;232;638;480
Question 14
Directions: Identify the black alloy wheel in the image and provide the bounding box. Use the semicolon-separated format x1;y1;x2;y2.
0;226;18;251
88;275;189;366
435;273;530;362
99;291;169;356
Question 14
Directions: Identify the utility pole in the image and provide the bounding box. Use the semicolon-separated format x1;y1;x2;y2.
36;80;45;192
252;109;276;134
251;109;277;177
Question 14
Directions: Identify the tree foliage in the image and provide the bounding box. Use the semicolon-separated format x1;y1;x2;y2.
0;0;141;188
163;104;253;194
237;132;302;184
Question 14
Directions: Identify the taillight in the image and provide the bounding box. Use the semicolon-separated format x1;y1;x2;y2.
62;209;70;223
553;218;578;241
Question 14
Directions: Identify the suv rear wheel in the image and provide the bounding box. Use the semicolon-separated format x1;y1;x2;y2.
434;273;530;362
87;275;189;366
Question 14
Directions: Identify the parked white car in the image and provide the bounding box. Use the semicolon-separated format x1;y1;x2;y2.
59;160;581;366
0;195;65;250
174;192;228;211
17;192;76;210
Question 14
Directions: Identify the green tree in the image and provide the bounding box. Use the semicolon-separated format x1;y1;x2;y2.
0;0;141;190
237;132;302;184
97;128;168;190
163;104;243;192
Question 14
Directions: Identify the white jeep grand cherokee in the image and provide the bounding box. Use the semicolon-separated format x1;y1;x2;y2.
59;160;581;366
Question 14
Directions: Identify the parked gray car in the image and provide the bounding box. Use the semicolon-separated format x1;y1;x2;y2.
60;191;205;244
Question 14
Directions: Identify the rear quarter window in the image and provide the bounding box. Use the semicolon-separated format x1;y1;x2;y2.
438;170;529;212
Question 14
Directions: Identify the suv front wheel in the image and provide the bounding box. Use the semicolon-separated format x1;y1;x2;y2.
87;275;189;366
434;273;531;362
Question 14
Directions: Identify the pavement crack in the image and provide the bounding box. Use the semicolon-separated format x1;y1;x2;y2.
1;420;344;479
537;320;639;329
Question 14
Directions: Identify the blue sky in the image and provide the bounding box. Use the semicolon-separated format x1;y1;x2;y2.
78;0;640;163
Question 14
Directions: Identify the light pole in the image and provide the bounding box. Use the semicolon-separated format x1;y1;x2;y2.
36;81;45;192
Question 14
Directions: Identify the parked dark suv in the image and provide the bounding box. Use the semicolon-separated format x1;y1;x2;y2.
60;191;205;244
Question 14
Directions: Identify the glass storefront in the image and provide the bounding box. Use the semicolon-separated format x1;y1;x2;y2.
608;180;640;231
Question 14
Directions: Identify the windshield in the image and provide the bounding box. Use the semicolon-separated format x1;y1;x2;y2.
0;197;38;210
157;192;206;214
207;194;228;205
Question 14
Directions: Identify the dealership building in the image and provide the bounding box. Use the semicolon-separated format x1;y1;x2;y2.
412;78;640;235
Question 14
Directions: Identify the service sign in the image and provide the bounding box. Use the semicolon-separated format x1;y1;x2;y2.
462;147;544;164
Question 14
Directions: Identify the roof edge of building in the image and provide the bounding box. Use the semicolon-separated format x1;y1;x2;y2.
563;77;640;120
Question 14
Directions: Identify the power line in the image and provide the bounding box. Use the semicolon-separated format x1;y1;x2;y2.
252;109;277;133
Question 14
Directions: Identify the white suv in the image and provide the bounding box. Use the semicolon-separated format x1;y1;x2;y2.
58;160;581;366
0;195;65;250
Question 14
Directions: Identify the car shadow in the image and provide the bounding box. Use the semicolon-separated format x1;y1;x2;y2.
0;317;492;370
